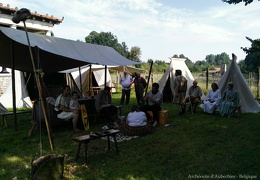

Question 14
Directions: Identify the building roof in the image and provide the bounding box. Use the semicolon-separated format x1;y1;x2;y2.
0;3;63;25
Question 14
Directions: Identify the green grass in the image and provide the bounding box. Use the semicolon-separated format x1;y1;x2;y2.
1;91;260;179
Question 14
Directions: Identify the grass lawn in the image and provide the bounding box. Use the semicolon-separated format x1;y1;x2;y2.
0;91;260;179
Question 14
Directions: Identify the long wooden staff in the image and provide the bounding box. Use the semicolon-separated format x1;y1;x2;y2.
23;21;54;152
144;61;153;104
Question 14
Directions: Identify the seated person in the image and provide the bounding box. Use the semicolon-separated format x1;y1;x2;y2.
219;82;240;118
120;105;155;136
95;86;118;124
202;83;221;114
140;83;163;127
69;91;80;110
54;85;80;132
187;80;202;113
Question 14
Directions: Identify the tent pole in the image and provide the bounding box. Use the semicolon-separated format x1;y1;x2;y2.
78;67;82;94
89;65;92;96
11;40;17;130
206;67;209;90
257;67;260;98
105;65;107;87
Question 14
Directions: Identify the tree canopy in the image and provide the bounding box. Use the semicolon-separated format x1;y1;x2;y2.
241;37;260;72
222;0;258;5
85;31;128;57
85;31;142;64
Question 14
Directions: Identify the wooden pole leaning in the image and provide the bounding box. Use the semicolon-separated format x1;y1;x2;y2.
144;61;154;96
23;21;54;152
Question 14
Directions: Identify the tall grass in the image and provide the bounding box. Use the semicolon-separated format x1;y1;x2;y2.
0;91;260;179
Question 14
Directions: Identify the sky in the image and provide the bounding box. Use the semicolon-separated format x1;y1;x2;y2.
2;0;260;62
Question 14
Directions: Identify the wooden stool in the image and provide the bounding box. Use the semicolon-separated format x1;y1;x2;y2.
147;110;168;126
158;110;168;125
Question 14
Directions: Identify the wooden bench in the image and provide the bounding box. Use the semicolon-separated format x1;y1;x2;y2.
215;104;242;118
72;129;120;162
1;110;32;127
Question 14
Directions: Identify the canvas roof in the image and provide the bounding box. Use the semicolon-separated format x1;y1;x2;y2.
0;26;140;73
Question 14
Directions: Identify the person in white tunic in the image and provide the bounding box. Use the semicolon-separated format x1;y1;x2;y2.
120;105;155;136
55;85;80;131
203;83;221;114
140;83;163;127
120;71;133;105
69;91;80;110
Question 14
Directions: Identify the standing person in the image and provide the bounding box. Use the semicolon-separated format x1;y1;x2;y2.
95;86;118;124
54;85;80;132
219;82;240;118
120;71;133;105
140;83;163;127
202;83;221;114
173;70;187;115
134;72;147;106
187;80;203;113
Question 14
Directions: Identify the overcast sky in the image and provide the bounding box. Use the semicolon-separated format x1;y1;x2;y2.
2;0;260;62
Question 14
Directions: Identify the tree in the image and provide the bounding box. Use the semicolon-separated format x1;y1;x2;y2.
128;46;142;68
238;60;248;73
222;0;258;6
205;53;230;66
205;54;215;65
215;52;231;66
242;37;260;73
85;31;128;57
128;46;141;62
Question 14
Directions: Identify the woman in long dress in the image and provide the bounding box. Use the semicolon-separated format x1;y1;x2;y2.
219;82;240;117
203;83;221;114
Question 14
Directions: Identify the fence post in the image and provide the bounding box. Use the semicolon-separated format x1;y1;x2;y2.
206;68;209;90
258;67;260;98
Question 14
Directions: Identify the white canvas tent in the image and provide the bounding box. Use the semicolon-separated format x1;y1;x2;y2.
71;65;114;96
217;55;260;113
158;58;205;102
0;102;8;113
0;70;33;108
62;65;146;96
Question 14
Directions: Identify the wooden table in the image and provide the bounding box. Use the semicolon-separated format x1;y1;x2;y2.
72;129;120;162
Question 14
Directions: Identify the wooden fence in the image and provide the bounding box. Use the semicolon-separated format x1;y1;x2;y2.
111;72;260;98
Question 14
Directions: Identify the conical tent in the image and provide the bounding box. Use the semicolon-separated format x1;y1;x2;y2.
217;56;260;113
0;70;33;108
158;58;205;102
